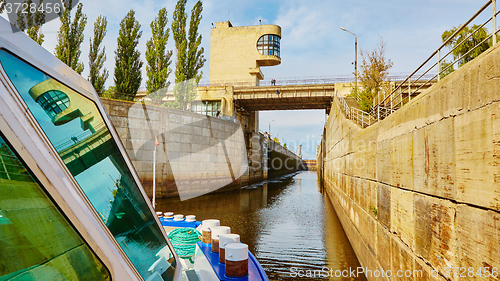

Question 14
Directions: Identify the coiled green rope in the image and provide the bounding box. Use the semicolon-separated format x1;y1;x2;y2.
168;228;201;258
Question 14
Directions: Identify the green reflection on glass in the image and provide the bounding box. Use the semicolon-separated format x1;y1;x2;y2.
0;133;111;280
0;50;175;280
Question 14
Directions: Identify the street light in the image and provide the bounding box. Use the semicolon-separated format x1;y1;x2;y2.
340;27;358;100
268;120;274;137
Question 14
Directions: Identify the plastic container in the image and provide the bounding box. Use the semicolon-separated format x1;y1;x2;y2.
219;234;240;263
225;243;248;277
210;226;230;253
201;219;220;243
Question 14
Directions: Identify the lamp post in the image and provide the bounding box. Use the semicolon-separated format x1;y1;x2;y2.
268;120;274;138
340;27;357;100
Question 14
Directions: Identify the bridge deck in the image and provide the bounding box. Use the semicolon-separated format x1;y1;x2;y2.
233;84;335;111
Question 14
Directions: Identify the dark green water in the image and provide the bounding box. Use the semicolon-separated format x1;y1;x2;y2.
157;171;365;280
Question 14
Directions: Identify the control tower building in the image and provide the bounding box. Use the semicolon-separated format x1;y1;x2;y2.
209;21;281;86
197;21;281;136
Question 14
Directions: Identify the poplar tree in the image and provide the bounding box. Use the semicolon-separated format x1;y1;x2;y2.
146;7;172;104
114;10;143;100
88;16;108;96
16;0;45;45
187;0;205;83
172;0;187;85
171;0;205;109
54;0;87;74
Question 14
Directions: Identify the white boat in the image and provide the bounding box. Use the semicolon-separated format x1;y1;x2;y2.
0;17;266;281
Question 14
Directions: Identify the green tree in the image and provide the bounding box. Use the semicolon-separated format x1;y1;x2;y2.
439;60;455;79
16;0;45;45
440;24;497;78
54;0;87;74
170;0;205;110
442;25;491;67
114;10;143;101
187;0;206;83
101;86;116;99
171;0;188;109
353;38;393;112
88;15;108;96
146;7;172;104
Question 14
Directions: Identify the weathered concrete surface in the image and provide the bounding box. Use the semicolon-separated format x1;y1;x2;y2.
101;99;300;199
267;139;303;178
102;99;256;199
318;42;500;280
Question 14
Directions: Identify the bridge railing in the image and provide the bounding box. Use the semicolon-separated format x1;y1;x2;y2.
198;73;438;88
337;96;374;128
54;122;107;152
371;0;499;121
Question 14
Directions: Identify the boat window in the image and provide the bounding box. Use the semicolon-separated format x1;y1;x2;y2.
0;132;111;280
0;50;177;281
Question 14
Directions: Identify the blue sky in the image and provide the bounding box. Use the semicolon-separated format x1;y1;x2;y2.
2;0;491;158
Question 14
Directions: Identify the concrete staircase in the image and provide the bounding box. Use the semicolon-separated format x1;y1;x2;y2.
343;96;362;110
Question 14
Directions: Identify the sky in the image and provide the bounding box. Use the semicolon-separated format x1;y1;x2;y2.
1;0;492;159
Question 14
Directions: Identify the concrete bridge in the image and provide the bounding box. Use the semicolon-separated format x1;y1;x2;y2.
57;124;116;177
233;83;335;113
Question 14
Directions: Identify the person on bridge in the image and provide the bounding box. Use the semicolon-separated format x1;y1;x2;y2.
271;79;276;86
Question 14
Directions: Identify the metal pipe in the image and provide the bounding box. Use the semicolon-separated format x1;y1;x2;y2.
408;76;411;102
494;0;497;45
375;0;493;109
437;49;441;82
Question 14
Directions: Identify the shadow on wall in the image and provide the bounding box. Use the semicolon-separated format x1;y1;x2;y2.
102;99;248;201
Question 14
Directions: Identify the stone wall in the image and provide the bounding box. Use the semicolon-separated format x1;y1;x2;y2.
319;43;500;280
247;132;269;183
101;99;299;199
267;139;303;178
102;99;264;200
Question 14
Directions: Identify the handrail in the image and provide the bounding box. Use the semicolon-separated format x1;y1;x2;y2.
54;122;107;152
199;73;437;88
337;96;374;128
371;0;498;121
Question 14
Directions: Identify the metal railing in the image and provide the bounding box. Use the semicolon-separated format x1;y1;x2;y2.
338;96;374;128
54;122;107;152
199;73;438;88
371;0;499;121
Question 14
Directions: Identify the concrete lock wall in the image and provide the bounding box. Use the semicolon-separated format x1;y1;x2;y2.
319;43;500;280
267;140;303;178
101;99;300;198
101;99;257;199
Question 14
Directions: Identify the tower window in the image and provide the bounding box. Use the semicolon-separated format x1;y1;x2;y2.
257;34;280;57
